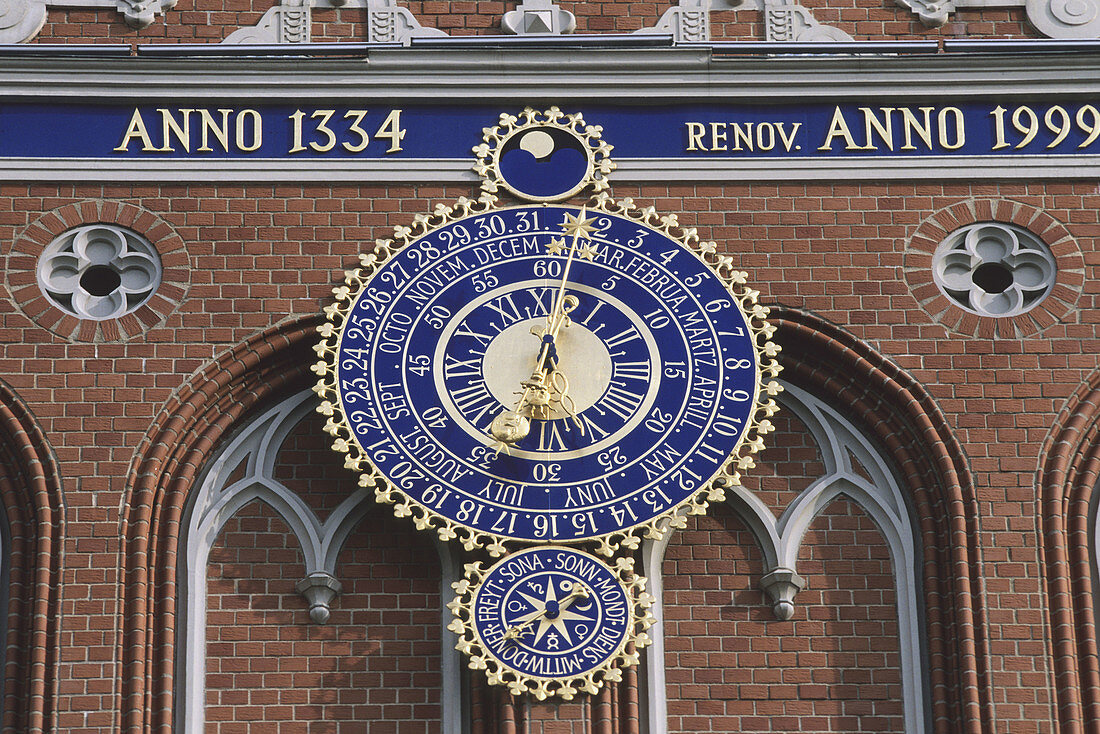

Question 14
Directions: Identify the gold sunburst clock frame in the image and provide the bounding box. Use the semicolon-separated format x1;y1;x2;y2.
311;188;782;559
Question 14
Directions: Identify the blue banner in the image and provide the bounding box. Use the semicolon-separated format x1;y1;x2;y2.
2;100;1098;159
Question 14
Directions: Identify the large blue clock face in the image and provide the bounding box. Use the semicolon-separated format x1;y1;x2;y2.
336;204;759;544
470;546;632;680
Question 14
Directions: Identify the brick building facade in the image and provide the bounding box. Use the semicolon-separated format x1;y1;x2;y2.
0;1;1097;732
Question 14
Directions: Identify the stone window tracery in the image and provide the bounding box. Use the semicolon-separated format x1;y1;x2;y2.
932;222;1057;318
36;224;162;321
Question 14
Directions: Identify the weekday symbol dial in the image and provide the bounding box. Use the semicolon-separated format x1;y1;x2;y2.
504;579;593;647
448;546;655;700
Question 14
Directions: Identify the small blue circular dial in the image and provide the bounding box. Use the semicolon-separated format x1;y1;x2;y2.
496;126;591;201
335;204;760;544
470;546;632;680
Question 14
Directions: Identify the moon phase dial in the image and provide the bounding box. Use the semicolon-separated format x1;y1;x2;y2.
448;546;654;700
473;106;615;203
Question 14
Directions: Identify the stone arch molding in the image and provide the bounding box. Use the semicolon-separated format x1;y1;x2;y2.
175;388;466;734
0;377;64;734
642;381;928;734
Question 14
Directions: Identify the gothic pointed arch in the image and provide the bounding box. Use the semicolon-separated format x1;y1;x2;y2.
115;316;322;734
1038;371;1100;734
0;378;63;734
771;308;994;734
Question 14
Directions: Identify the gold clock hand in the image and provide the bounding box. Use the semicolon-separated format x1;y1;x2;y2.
502;583;591;642
489;210;596;449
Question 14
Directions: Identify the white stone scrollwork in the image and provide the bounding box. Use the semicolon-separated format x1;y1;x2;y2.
222;0;310;44
763;1;854;41
117;0;174;28
364;0;445;43
895;0;954;27
0;0;45;44
502;0;576;34
897;0;1100;38
645;0;712;42
932;222;1057;318
1027;0;1100;37
37;224;161;322
638;0;852;44
221;0;445;45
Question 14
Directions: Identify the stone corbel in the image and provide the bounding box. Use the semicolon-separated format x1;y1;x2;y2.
759;567;806;621
296;571;343;624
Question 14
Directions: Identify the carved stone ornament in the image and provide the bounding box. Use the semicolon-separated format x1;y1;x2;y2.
222;0;445;45
295;571;343;624
0;0;172;41
0;0;46;45
222;0;310;44
501;0;576;35
638;0;853;43
895;0;1100;38
36;224;162;322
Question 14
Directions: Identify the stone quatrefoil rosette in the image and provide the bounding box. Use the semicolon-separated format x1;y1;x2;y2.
36;224;162;321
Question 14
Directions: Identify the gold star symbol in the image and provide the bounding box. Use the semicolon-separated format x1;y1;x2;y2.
578;243;600;261
560;208;598;240
546;237;566;256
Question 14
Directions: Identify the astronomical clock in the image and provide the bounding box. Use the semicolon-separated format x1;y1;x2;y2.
314;107;781;700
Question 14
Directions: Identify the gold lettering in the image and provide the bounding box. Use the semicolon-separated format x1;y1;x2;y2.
685;122;706;151
197;108;232;152
938;107;965;150
777;122;801;152
343;110;370;152
731;123;753;151
900;107;934;151
756;122;775;151
817;106;859;151
114;109;157;152
157;108;193;152
860;107;895;151
709;122;727;151
375;109;406;153
236;109;263;152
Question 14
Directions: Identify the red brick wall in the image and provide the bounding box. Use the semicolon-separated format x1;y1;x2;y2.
2;179;1093;730
664;465;903;731
205;497;443;732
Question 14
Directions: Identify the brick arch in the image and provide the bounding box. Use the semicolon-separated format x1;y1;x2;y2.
115;315;322;734
773;307;993;734
0;378;63;734
1038;372;1100;734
